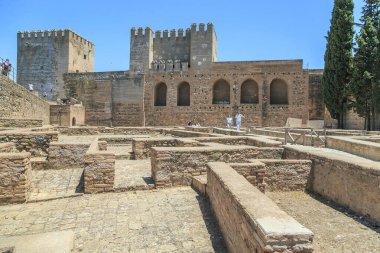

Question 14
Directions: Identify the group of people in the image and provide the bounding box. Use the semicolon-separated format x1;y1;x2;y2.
187;121;200;127
1;59;12;77
227;113;244;131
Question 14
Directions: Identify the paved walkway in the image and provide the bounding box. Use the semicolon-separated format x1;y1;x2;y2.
0;187;227;253
114;159;154;191
30;168;83;201
267;191;380;253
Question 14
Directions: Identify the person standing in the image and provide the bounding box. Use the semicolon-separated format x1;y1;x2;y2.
235;112;244;131
1;59;12;76
226;115;232;128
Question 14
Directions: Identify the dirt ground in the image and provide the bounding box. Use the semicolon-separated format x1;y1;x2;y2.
267;191;380;253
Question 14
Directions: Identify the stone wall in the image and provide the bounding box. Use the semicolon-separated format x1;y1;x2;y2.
308;69;324;120
327;136;380;161
162;129;216;138
206;162;314;253
0;131;59;157
0;152;32;204
151;145;283;187
229;161;267;192
50;104;85;127
0;143;16;153
284;146;380;225
64;72;145;126
0;119;43;128
0;77;50;125
258;159;312;191
17;29;94;100
84;139;115;193
48;143;90;168
132;137;200;159
55;126;162;136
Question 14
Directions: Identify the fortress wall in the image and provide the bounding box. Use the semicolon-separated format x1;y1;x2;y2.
144;61;308;127
0;77;50;125
64;72;145;126
17;29;94;100
153;29;191;64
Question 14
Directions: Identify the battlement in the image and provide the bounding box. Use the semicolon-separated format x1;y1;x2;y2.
153;28;191;40
131;27;153;37
17;29;95;48
190;22;214;35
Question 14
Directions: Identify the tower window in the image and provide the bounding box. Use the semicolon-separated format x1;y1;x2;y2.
84;54;87;60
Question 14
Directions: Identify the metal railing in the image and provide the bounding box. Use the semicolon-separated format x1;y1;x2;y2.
284;128;327;147
0;56;16;82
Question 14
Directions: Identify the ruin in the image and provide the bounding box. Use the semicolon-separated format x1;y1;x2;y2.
0;23;379;252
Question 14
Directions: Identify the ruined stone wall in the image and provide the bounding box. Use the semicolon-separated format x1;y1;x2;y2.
144;60;308;127
48;143;90;168
0;131;58;157
151;145;283;187
17;29;94;100
308;69;324;120
344;107;365;130
0;77;50;125
0;152;32;204
0;119;43;128
0;143;15;153
206;162;314;253
284;146;380;225
84;139;115;193
64;72;144;126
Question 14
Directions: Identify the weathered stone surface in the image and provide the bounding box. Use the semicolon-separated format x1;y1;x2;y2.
48;142;89;168
0;152;32;205
284;145;380;225
206;162;313;253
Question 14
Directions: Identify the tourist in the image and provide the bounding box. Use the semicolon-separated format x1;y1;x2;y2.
1;59;12;76
226;115;232;128
28;83;34;92
235;112;244;131
187;120;192;126
43;91;47;98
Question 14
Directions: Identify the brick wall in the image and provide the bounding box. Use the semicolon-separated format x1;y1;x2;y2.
206;162;314;253
0;152;32;204
48;143;90;168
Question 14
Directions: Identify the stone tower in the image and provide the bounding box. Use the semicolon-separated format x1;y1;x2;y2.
129;27;153;73
17;29;94;100
129;23;217;73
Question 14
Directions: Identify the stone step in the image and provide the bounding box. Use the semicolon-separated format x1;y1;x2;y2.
30;156;48;170
192;174;207;195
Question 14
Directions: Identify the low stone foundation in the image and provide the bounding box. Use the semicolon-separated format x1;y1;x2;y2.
327;136;380;161
284;145;380;225
84;139;115;193
0;131;58;157
48;143;90;168
0;152;31;204
0;118;43;128
151;144;283;187
207;162;314;253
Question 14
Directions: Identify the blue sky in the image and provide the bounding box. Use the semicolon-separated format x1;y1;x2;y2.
0;0;365;71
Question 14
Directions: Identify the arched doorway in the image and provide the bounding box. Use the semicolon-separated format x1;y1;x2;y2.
154;82;167;106
270;79;288;104
177;82;190;106
72;117;76;126
212;79;230;104
241;79;259;104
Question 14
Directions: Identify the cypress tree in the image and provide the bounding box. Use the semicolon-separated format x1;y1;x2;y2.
322;0;354;129
351;0;380;130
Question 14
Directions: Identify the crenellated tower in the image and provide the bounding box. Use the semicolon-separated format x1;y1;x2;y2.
17;29;94;100
129;23;217;72
190;23;217;68
129;27;154;72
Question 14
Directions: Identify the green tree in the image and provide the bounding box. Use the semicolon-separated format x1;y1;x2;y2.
322;0;354;129
351;0;380;130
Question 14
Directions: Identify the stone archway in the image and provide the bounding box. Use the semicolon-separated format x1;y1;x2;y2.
241;79;259;104
154;82;167;106
270;79;288;104
212;79;230;104
177;82;190;106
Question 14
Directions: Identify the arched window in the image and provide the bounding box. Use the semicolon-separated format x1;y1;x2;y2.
241;79;259;104
154;82;167;106
177;82;190;106
212;79;230;104
72;117;76;126
270;79;288;104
